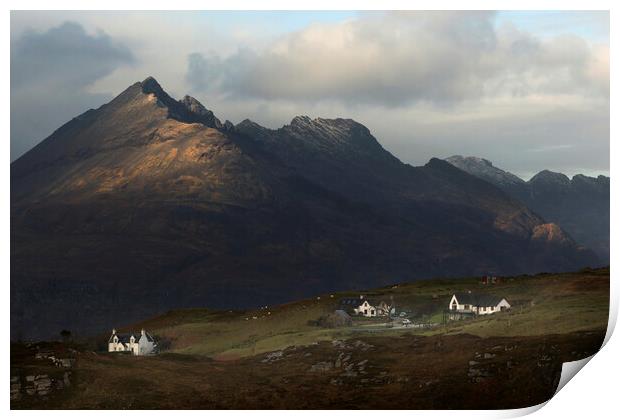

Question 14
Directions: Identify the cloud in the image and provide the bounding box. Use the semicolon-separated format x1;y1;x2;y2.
11;22;135;160
185;11;608;107
9;12;608;177
526;144;574;153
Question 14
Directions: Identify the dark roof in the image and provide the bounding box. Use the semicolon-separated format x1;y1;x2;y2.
333;310;352;319
453;292;505;307
109;331;155;343
339;298;363;307
339;297;388;307
109;333;136;343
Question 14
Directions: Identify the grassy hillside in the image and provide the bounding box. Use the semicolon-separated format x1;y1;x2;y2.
122;267;609;359
12;267;609;409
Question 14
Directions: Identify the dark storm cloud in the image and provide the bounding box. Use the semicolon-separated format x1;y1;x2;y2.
11;22;135;160
185;11;608;107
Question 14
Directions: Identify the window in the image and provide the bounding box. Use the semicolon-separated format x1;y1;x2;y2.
364;309;368;314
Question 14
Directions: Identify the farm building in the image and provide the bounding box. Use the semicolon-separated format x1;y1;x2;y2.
318;310;353;328
108;329;156;356
448;292;510;319
481;275;502;285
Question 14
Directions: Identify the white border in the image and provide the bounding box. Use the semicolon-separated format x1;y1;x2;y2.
4;1;616;419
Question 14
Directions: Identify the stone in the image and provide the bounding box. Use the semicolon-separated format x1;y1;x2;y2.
262;351;284;363
10;383;21;400
335;353;344;368
340;370;358;377
309;361;333;372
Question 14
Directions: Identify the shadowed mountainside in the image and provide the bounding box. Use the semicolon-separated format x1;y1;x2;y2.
445;155;609;263
11;77;599;339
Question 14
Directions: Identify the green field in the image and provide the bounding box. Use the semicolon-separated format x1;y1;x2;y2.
124;267;609;359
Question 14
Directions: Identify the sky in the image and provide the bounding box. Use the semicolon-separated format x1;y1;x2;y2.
10;11;609;179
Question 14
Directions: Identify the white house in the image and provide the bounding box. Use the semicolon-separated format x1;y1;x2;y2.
356;300;377;317
339;296;392;318
448;292;510;315
108;329;156;356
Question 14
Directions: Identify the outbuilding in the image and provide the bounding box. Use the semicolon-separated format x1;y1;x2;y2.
108;329;157;356
448;292;510;315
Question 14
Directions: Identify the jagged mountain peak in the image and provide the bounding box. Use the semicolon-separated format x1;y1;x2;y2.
140;76;165;95
288;115;360;129
178;94;222;129
234;118;273;140
426;157;455;170
529;170;571;186
180;94;206;111
236;118;264;130
278;115;395;164
290;115;313;126
447;155;493;167
443;158;608;262
130;77;223;129
445;155;526;187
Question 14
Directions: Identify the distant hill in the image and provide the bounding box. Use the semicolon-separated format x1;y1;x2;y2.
10;77;599;339
445;155;609;263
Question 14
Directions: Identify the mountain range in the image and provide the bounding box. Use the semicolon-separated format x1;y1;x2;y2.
11;77;600;339
445;156;609;263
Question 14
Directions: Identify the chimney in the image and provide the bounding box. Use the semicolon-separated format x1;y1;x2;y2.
112;328;116;335
141;328;145;336
359;295;364;300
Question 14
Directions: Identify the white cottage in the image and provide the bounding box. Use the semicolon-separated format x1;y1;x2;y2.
339;296;392;318
448;292;510;315
108;329;156;356
356;300;378;317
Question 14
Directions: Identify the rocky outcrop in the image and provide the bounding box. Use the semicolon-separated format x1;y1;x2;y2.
10;343;75;403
